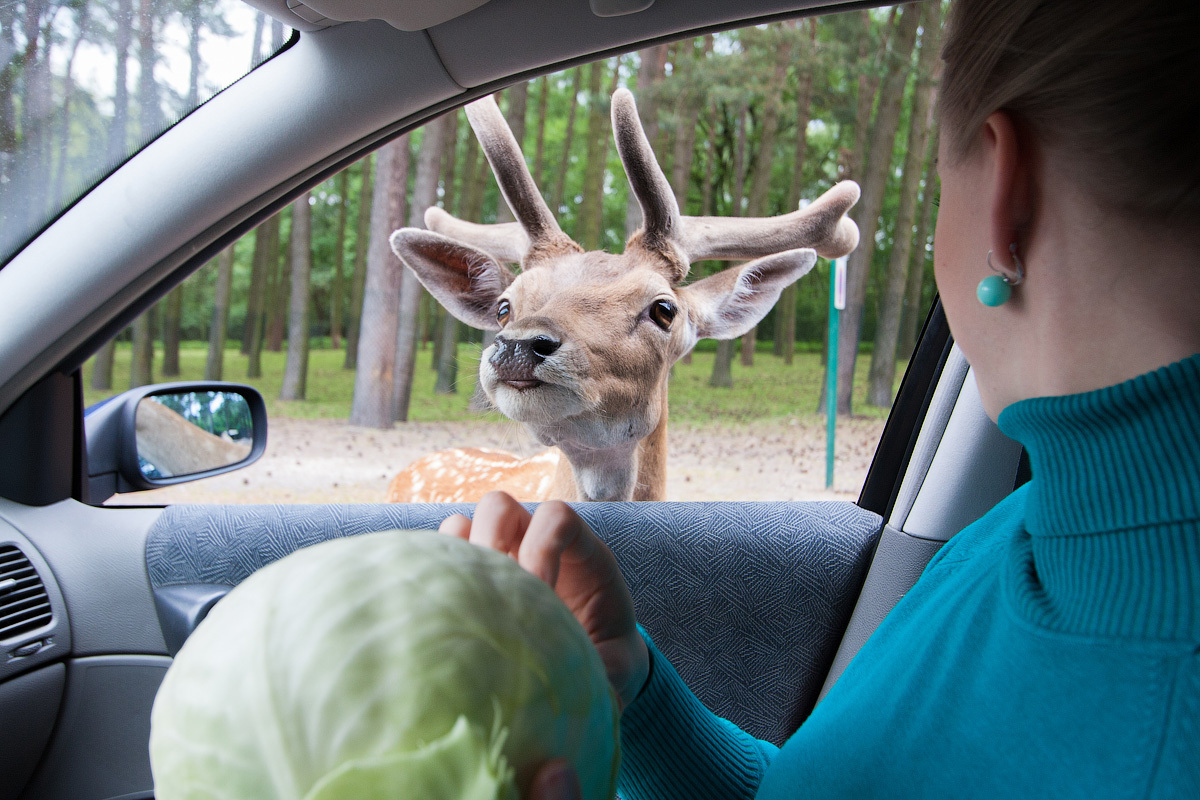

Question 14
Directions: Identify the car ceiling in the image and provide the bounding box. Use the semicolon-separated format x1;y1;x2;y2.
0;0;872;417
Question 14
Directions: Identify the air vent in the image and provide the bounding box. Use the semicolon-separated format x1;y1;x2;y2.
0;544;53;641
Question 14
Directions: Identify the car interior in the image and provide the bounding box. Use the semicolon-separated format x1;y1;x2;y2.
0;0;1027;797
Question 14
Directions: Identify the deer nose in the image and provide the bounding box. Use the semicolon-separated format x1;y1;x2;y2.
492;335;561;365
490;335;562;383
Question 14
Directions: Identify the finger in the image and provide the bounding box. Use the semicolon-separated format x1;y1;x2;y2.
528;758;581;800
517;500;598;588
438;514;472;540
469;491;533;557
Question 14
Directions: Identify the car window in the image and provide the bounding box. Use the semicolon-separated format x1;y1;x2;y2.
90;2;942;506
0;0;292;268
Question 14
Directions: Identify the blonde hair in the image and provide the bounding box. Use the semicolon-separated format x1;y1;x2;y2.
940;0;1200;221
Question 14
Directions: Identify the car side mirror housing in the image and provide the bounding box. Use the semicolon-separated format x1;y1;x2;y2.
84;382;267;503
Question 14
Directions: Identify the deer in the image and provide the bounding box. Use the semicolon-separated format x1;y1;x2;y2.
385;88;859;503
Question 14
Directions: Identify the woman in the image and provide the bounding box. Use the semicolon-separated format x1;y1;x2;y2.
442;0;1200;796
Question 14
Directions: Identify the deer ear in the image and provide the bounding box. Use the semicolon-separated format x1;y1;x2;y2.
390;229;516;331
679;248;818;340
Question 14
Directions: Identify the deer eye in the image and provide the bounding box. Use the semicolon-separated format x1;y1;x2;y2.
496;299;511;326
649;300;677;331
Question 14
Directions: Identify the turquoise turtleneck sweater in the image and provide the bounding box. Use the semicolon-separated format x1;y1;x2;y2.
618;354;1200;799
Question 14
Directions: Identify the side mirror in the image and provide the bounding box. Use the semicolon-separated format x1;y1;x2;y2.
85;382;267;503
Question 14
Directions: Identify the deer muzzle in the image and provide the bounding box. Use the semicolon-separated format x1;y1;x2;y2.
490;334;562;389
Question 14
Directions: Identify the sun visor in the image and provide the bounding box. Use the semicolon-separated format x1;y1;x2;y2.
240;0;493;32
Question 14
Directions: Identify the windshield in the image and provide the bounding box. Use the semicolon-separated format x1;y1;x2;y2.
0;0;291;266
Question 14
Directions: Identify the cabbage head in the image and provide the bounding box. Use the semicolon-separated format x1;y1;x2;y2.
150;530;620;800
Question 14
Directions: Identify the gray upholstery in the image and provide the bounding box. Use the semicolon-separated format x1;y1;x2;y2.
146;501;881;745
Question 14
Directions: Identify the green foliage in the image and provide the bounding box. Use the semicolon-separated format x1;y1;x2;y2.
78;3;940;419
84;342;899;422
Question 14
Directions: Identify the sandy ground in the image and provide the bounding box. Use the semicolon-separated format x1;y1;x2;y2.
110;415;885;506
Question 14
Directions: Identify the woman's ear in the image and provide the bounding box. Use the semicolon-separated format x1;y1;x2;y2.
981;110;1034;269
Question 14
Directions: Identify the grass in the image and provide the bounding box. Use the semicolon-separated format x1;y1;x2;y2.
82;341;903;424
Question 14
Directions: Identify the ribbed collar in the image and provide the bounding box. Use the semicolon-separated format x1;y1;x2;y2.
997;353;1200;641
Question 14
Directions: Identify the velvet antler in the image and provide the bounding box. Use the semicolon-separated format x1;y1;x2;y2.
425;95;581;266
611;88;859;282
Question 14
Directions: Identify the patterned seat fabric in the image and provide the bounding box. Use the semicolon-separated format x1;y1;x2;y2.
146;501;880;745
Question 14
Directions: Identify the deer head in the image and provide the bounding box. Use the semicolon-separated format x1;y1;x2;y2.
390;88;859;501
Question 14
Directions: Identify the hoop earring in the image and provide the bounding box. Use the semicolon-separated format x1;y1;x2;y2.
976;243;1025;307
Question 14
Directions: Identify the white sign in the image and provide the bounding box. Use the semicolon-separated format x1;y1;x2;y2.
834;257;847;311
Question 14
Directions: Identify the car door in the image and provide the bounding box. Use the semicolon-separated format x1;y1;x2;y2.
0;1;1024;798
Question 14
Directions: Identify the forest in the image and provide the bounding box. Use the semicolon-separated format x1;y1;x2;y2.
4;0;944;431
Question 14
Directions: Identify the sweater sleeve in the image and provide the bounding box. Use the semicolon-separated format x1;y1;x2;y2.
616;626;780;800
1148;650;1200;799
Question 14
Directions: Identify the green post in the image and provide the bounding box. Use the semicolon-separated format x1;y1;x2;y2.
826;256;845;489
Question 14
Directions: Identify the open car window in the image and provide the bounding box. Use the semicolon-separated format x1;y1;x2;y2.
0;0;292;268
84;3;943;506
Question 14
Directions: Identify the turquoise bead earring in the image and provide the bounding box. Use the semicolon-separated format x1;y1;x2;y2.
977;243;1025;307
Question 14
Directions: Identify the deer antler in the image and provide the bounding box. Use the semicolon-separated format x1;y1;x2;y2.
424;96;581;266
612;88;860;282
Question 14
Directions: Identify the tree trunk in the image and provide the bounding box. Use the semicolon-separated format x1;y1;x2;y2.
495;83;528;224
776;20;817;363
104;0;134;164
745;32;794;366
0;1;19;182
670;36;711;211
281;193;312;400
868;5;942;407
732;105;748;219
550;67;582;214
330;171;349;349
700;101;719;216
459;119;485;218
441;110;460;213
393;118;446;422
265;210;291;352
16;0;51;224
91;341;116;392
733;106;757;368
785;20;817;213
746;37;793;218
577;60;610;250
709;104;749;383
344;154;374;369
848;8;895;181
428;116;463;380
833;3;921;415
899;123;940;361
244;216;276;375
434;312;459;394
160;287;183;376
164;0;194;386
625;45;668;237
130;310;154;388
205;244;235;380
349;137;409;427
136;0;161;138
533;76;550;188
710;341;735;387
50;2;91;206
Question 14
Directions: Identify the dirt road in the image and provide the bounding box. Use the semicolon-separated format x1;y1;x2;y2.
112;415;885;505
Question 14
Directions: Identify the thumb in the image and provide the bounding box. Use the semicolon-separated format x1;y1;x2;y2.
529;759;582;800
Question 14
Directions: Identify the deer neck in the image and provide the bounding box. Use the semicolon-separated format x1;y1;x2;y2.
549;391;668;502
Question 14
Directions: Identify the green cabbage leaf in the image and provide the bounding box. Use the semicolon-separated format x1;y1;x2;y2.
150;531;619;800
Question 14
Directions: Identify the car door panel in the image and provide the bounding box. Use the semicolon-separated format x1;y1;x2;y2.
147;500;883;745
0;501;165;800
18;656;168;800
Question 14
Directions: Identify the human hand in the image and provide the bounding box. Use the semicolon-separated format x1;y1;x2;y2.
527;759;581;800
439;491;650;710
